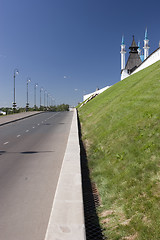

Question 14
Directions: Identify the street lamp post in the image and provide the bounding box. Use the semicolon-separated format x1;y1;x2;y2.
44;90;47;109
52;98;54;107
47;93;49;108
48;94;50;108
26;79;31;112
13;69;19;113
40;87;43;108
34;83;38;110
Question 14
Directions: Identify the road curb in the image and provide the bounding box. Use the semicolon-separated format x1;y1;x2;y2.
0;111;44;126
44;108;86;240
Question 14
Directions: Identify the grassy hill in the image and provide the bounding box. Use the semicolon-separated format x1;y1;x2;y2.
78;60;160;240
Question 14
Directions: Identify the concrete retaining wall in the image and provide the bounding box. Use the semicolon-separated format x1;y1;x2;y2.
132;47;160;75
83;86;111;101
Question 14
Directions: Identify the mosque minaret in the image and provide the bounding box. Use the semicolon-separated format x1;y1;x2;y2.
143;28;150;60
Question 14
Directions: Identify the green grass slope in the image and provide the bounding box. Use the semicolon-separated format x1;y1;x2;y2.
78;60;160;240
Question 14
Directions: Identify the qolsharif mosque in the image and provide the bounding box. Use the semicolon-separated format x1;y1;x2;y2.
82;28;160;103
120;28;160;80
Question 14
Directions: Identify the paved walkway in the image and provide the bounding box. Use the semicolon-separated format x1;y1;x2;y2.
45;108;85;240
0;111;43;126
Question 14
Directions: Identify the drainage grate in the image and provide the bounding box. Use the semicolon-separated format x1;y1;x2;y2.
78;117;106;240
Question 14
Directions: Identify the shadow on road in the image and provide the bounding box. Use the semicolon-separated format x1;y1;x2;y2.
0;151;6;155
0;150;54;155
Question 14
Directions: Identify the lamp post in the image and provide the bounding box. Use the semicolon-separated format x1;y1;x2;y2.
34;83;38;110
40;87;43;108
44;90;47;109
26;78;31;112
47;93;49;108
48;94;51;108
52;98;55;106
13;69;19;113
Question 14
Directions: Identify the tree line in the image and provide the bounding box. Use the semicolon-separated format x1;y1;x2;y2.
0;104;70;115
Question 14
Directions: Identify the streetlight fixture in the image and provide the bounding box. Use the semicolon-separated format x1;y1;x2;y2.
26;78;31;112
34;83;38;110
13;69;19;113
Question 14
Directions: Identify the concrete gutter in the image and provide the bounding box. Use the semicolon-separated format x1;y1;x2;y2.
0;111;43;126
44;108;86;240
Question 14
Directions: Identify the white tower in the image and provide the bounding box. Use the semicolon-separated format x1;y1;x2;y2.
138;41;141;56
143;28;150;60
120;36;126;70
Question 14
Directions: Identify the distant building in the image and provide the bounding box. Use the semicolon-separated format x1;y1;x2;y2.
125;35;142;74
121;29;150;80
82;29;160;104
0;110;6;115
83;86;110;102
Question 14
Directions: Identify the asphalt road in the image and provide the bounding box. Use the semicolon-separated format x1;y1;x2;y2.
0;111;73;240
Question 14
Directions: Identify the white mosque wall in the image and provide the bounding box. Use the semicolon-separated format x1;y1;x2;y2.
132;47;160;75
121;47;160;81
83;86;111;101
121;69;129;80
83;47;160;105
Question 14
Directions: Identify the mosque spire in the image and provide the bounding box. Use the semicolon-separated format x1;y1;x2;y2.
121;35;125;45
145;28;148;40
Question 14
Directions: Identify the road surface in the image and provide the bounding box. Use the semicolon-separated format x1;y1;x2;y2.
0;111;73;240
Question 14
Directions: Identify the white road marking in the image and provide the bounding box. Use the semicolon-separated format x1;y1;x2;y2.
38;123;40;126
17;135;21;138
49;113;59;119
26;130;29;132
32;126;35;129
41;113;59;124
4;142;9;145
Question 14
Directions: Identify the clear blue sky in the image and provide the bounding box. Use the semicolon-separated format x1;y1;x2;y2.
0;0;160;107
